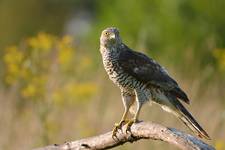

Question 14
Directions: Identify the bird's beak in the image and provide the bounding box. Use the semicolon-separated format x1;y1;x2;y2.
109;33;115;39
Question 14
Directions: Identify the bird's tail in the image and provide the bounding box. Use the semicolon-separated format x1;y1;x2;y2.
160;97;210;140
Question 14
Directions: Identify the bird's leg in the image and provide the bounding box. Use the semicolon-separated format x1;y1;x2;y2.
126;102;142;133
112;108;129;136
112;91;135;137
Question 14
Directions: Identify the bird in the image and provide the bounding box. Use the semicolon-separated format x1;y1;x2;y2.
99;27;210;139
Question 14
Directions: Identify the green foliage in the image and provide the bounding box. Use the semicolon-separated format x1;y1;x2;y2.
91;0;225;74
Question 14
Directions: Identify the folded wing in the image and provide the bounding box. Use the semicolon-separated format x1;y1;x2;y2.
118;46;190;104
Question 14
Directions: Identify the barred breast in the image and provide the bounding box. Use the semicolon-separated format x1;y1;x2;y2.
101;48;144;91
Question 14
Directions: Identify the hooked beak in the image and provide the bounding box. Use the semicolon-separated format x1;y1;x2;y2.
109;33;115;39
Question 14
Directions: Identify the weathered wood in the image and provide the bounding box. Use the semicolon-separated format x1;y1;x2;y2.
34;122;215;150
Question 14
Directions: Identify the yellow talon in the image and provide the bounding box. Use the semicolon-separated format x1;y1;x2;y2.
125;119;137;133
112;120;128;137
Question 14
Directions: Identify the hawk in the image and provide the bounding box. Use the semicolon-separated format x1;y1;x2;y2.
99;27;210;139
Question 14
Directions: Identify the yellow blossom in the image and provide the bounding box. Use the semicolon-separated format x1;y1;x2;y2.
21;84;37;98
58;47;73;66
28;32;55;51
213;48;225;71
3;46;23;64
215;140;225;150
8;63;20;75
61;35;73;45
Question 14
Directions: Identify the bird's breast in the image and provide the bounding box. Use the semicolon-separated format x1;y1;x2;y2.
103;56;123;84
103;58;140;90
101;49;146;90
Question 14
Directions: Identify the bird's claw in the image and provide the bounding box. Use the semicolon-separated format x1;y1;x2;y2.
125;119;137;133
112;120;127;137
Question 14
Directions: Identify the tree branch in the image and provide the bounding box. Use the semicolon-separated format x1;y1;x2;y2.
34;122;215;150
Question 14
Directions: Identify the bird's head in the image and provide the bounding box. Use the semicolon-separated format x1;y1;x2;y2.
100;27;122;48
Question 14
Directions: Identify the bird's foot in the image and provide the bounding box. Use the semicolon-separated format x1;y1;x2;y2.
112;120;128;137
125;118;138;133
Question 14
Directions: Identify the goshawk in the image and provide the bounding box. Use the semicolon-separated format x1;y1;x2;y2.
99;27;210;139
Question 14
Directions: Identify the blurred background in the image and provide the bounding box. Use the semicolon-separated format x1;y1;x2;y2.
0;0;225;149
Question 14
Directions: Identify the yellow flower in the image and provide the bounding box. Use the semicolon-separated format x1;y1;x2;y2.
58;47;73;66
215;140;225;150
57;35;73;50
28;32;55;51
8;63;20;75
3;46;23;64
57;35;75;70
213;48;225;71
21;84;37;98
3;46;25;85
61;35;73;45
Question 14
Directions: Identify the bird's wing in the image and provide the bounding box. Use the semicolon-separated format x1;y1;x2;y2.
118;47;190;104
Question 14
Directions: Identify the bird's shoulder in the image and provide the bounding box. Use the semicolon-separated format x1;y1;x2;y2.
118;45;168;76
118;44;178;88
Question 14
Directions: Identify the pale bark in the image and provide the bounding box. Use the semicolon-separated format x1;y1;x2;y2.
34;122;215;150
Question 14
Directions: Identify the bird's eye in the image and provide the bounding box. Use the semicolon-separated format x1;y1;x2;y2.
104;32;109;35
